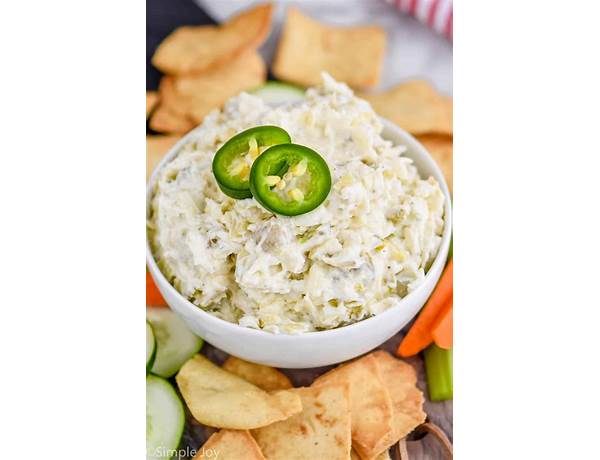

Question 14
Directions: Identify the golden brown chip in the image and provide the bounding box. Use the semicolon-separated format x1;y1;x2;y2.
312;354;394;458
222;357;293;392
156;76;184;117
146;91;159;118
253;382;351;460
194;430;265;460
159;51;266;123
360;81;453;135
176;354;302;430
355;351;426;460
152;4;273;75
149;103;195;134
417;134;453;193
146;135;180;181
272;7;385;89
441;95;453;131
351;449;391;460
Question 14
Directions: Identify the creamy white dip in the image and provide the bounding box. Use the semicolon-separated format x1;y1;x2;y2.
149;75;445;334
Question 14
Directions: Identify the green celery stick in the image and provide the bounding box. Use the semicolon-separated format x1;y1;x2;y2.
424;344;453;401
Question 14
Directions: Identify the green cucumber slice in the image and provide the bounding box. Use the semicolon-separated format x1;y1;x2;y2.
250;81;305;105
146;321;157;374
146;375;184;460
146;308;203;378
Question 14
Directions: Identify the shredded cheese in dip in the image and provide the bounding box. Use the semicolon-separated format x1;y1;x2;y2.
149;75;445;334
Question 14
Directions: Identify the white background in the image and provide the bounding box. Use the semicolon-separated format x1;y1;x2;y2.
0;0;599;458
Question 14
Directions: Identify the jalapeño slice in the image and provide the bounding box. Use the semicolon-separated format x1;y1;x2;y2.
249;144;332;216
212;126;291;199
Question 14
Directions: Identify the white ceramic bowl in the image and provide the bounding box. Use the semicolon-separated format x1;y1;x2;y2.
146;118;452;368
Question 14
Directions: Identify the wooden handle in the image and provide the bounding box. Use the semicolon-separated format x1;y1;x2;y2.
397;422;453;459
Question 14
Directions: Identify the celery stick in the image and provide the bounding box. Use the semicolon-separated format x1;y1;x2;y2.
424;344;453;401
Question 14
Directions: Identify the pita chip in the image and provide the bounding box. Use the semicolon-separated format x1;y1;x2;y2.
149;103;195;134
176;354;302;430
146;135;180;181
312;354;394;458
146;91;159;118
273;7;385;88
253;382;352;460
152;4;272;75
194;430;265;460
360;81;453;135
417;134;453;193
222;357;293;392
353;351;426;460
159;51;266;123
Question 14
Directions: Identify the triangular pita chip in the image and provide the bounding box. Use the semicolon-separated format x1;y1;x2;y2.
194;429;265;460
253;382;351;460
312;354;394;457
176;354;302;429
152;4;272;75
354;351;426;460
159;51;266;123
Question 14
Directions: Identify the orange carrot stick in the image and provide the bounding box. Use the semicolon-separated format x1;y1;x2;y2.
432;300;453;349
397;259;453;357
146;270;167;307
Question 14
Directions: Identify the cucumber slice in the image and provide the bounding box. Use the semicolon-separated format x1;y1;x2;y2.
146;321;157;374
146;375;184;460
146;308;203;378
250;81;305;105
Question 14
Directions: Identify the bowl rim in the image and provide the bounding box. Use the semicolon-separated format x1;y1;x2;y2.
146;117;452;340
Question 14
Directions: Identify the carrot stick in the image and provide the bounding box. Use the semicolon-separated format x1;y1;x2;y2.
397;259;453;357
146;270;167;307
432;300;453;349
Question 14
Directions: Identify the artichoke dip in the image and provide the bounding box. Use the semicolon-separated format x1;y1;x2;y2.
149;75;445;334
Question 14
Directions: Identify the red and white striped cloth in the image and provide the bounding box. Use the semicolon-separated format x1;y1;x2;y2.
385;0;453;40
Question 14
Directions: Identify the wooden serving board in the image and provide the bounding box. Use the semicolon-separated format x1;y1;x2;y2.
177;328;452;460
